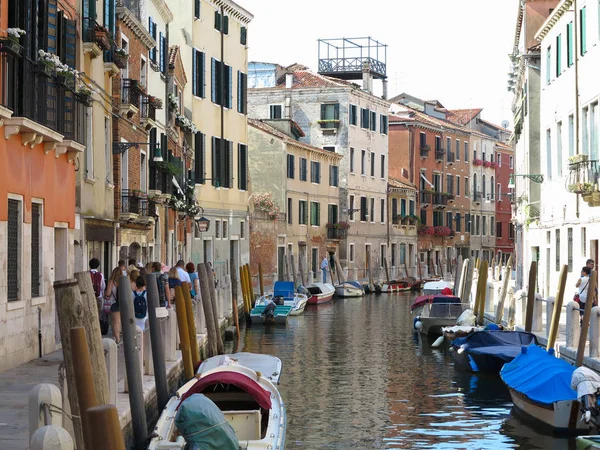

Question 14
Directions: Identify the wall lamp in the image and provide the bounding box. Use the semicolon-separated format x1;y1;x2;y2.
507;173;544;189
112;142;163;162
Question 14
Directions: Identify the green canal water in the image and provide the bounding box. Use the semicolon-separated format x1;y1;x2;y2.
238;292;576;449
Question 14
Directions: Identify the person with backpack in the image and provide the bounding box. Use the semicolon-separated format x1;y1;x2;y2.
152;261;171;308
105;267;122;344
90;258;108;334
133;276;148;330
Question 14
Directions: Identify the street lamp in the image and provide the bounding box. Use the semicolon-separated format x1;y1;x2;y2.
112;142;163;162
507;173;544;189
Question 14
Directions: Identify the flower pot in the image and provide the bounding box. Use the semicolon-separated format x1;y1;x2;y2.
592;192;600;202
94;30;111;51
56;74;76;90
36;61;54;77
77;93;93;107
114;52;128;69
0;37;22;57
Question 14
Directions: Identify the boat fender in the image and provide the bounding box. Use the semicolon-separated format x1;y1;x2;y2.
431;336;444;348
413;317;421;329
468;355;479;372
414;320;423;331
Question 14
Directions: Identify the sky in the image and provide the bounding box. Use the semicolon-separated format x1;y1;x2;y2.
238;0;518;127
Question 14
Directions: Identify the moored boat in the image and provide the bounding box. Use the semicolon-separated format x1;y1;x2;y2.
377;280;412;293
250;304;292;324
414;295;467;335
450;330;538;375
411;287;456;316
500;345;587;432
306;282;335;304
422;279;453;295
335;280;364;298
255;281;309;316
148;353;286;450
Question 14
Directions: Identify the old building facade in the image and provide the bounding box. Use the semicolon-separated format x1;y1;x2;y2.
248;63;390;280
248;119;342;282
387;178;419;279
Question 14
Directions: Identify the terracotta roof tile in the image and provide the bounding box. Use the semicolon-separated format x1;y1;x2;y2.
168;46;179;67
389;177;417;190
447;108;483;125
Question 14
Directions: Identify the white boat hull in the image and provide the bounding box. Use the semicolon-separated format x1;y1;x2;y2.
507;387;587;431
335;284;364;298
256;293;309;316
149;358;286;449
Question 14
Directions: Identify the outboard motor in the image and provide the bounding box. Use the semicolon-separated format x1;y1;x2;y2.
572;366;600;428
297;285;309;296
261;302;277;320
273;295;285;306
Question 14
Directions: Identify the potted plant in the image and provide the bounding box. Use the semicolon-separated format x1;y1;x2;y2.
569;154;589;165
175;114;198;134
418;225;435;236
77;84;96;107
568;182;593;194
167;93;179;112
94;24;111;51
149;95;163;109
114;47;129;69
0;28;25;56
483;161;492;168
56;66;77;89
472;158;483;166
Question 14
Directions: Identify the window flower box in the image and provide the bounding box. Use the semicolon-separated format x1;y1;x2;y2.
114;51;129;69
94;26;111;51
0;37;23;57
483;161;492;168
36;61;54;77
472;159;483;166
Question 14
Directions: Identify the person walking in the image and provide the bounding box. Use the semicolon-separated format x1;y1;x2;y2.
105;267;122;344
321;256;329;284
186;262;200;298
132;276;148;330
118;259;127;276
168;267;182;300
577;259;595;288
176;260;192;290
129;269;140;290
152;261;171;307
577;266;592;318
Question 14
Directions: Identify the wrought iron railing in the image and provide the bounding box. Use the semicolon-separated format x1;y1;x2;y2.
447;152;455;163
141;96;156;120
139;198;157;217
121;190;140;214
1;56;86;143
318;56;386;77
420;192;432;204
432;194;448;207
121;78;140;106
567;159;599;194
327;227;348;240
435;149;444;161
420;144;430;158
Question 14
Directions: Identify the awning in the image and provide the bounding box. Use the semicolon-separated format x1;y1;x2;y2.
420;172;434;188
172;176;184;196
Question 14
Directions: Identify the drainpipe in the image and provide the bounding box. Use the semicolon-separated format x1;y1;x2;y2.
574;0;581;219
220;6;225;184
38;307;42;358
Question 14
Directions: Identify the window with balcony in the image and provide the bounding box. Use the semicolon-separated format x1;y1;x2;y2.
320;103;339;129
409;200;415;216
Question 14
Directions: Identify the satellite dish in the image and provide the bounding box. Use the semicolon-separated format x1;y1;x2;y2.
501;120;510;129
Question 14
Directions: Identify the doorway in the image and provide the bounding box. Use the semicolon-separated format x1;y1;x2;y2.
278;246;286;281
591;240;598;267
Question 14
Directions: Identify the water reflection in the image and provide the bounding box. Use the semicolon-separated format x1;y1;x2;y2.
238;293;576;449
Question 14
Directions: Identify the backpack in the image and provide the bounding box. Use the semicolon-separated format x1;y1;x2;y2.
133;290;147;319
90;271;102;298
156;274;167;305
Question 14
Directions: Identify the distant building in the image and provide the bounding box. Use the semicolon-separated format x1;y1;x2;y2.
387;178;419;280
248;60;391;280
248;119;342;283
494;142;515;264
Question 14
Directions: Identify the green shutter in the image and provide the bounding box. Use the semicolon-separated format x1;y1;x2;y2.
192;50;197;96
211;58;217;103
214;11;221;30
567;22;574;67
556;34;562;77
194;0;200;19
581;7;587;55
211;137;218;186
228;140;233;188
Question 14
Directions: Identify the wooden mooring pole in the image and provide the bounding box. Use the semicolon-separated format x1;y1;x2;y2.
198;264;218;357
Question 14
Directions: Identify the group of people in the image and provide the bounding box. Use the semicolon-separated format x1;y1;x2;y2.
89;258;211;344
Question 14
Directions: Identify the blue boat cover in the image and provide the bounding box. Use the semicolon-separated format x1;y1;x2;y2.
432;295;461;304
454;331;538;362
175;394;239;449
274;281;295;300
500;345;577;406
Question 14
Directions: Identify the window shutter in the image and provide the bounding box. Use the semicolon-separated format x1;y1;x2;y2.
159;32;164;71
201;52;206;98
329;165;333;186
237;71;242;112
162;34;168;74
320;104;326;120
48;0;59;55
192;50;197;96
211;58;217;103
223;16;229;34
64;18;77;69
214;11;221;30
228;65;233;109
334;103;340;120
228;140;233;188
219;139;227;188
241;26;247;45
194;0;201;19
211;137;218;186
195;132;204;183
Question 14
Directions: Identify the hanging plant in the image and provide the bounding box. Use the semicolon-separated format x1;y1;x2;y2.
250;192;280;220
167;93;179;112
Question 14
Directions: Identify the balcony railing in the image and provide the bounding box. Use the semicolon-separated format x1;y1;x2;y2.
121;190;140;214
473;191;483;203
141;96;156;121
121;79;141;106
420;192;432;204
420;144;430;158
447;152;455;163
432;193;448;208
435;149;444;161
327;227;348;240
567;158;600;194
1;56;86;144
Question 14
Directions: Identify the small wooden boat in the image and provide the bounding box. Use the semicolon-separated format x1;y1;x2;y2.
450;330;538;375
250;304;293;324
149;353;286;449
377;280;412;293
411;289;457;316
306;282;335;304
335;280;364;297
414;295;468;335
500;345;586;432
255;281;309;316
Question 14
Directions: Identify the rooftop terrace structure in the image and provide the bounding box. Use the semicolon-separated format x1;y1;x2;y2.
317;37;387;81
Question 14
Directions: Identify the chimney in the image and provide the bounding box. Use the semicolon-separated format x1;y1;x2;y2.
285;73;293;89
362;61;372;94
382;79;388;100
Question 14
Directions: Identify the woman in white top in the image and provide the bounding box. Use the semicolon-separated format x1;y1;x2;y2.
578;266;592;314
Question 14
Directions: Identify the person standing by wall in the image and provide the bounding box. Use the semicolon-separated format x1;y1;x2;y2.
321;256;329;284
152;261;171;307
186;262;200;298
176;260;192;290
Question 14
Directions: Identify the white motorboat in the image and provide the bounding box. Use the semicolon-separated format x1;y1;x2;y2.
255;281;309;316
149;353;286;449
414;295;468;335
306;282;335;304
422;280;453;295
335;281;364;298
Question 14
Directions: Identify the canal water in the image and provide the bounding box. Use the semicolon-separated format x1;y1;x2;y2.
239;292;577;449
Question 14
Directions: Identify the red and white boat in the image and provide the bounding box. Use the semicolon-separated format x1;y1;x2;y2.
306;283;335;304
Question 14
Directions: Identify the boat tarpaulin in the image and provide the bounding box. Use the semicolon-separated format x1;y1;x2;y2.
180;370;273;410
571;366;600;399
175;394;239;450
500;345;577;406
454;331;538;362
